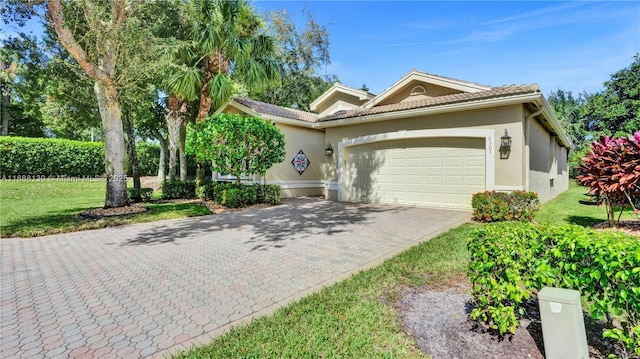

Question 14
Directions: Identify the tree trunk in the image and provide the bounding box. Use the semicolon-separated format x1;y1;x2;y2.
166;111;180;181
1;92;9;136
124;110;141;202
179;120;187;181
166;95;188;181
94;81;128;208
154;130;168;183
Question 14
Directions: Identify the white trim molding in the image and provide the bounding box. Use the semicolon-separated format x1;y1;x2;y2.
324;181;339;191
263;180;325;189
337;129;496;201
493;185;525;192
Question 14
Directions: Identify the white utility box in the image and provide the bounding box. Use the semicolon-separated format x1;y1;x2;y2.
538;287;589;359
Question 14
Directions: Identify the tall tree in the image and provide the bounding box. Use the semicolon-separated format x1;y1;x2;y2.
45;0;168;207
164;0;279;187
547;89;588;148
254;9;336;110
584;54;640;136
165;0;279;122
2;30;100;140
0;47;19;136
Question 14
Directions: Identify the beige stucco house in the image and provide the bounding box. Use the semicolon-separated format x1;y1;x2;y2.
217;70;572;210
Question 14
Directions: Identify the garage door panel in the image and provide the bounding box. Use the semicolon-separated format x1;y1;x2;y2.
426;175;442;185
444;175;463;186
407;175;423;185
343;137;485;209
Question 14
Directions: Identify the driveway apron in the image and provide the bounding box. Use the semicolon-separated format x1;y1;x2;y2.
1;198;470;358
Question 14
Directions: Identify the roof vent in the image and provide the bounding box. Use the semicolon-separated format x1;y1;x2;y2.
410;85;426;96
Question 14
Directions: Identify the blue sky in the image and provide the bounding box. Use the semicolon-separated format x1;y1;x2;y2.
9;1;639;98
255;1;640;97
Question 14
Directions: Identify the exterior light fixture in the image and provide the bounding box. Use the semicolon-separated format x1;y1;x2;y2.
500;129;512;148
324;144;334;157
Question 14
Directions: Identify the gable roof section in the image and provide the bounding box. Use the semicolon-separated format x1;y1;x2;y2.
216;76;572;148
363;69;492;109
229;98;319;123
320;84;540;121
309;83;374;112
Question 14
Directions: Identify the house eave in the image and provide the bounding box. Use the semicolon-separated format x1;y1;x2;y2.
220;101;317;128
362;70;491;110
310;83;372;112
315;93;542;129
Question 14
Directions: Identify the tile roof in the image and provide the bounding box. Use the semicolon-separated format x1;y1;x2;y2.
233;98;319;123
231;84;540;124
409;69;492;89
318;84;540;122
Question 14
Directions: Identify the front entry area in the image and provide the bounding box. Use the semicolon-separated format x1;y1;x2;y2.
342;137;486;209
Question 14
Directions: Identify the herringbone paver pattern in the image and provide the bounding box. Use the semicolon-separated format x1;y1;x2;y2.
1;198;469;358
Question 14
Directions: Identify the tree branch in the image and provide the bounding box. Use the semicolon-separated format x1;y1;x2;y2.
47;0;111;86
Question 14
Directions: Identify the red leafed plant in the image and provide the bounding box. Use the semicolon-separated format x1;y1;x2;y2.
576;131;640;227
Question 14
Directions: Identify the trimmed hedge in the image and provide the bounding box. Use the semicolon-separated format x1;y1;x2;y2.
0;136;104;177
471;190;540;222
161;180;197;199
197;181;281;208
127;188;154;202
468;222;639;355
129;142;197;177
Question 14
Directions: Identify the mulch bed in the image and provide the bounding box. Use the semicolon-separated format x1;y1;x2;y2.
593;219;640;236
396;282;628;359
78;198;274;220
78;204;148;219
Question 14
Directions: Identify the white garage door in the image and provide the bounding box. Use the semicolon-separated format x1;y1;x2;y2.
342;137;485;209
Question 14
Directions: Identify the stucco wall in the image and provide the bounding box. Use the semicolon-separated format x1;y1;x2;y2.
264;123;326;197
323;105;526;197
527;118;569;203
380;80;462;105
317;92;367;117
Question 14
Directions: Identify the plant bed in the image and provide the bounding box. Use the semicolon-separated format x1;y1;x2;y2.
593;219;640;236
396;282;626;359
78;204;148;219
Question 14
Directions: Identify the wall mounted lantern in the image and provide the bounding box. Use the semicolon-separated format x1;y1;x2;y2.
499;129;512;159
500;129;512;148
325;144;334;157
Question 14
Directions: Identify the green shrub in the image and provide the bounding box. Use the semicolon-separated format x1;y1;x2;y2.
127;188;154;202
161;180;196;199
261;184;281;205
198;181;281;207
471;190;540;222
216;183;258;208
468;222;640;355
132;142;160;177
0;136;104;177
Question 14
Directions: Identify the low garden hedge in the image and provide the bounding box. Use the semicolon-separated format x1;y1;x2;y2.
167;180;281;208
471;190;540;222
0;136;104;177
468;222;639;355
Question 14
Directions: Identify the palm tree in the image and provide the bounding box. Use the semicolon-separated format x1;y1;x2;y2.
163;0;279;183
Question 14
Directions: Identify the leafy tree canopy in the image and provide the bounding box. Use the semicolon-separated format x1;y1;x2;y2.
253;9;337;111
547;89;588;148
583;54;640;136
186;113;285;184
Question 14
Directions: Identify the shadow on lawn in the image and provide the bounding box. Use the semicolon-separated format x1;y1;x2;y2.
566;215;603;227
123;197;410;250
0;207;94;237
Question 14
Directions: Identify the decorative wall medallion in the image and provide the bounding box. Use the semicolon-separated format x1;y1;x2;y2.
291;150;310;175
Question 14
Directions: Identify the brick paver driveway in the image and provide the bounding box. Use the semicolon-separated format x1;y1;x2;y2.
1;198;469;358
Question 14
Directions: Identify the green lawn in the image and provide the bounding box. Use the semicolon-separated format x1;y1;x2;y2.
535;181;636;226
0;180;209;237
175;224;477;359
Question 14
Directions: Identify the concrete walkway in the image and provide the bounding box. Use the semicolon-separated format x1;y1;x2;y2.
0;198;470;359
